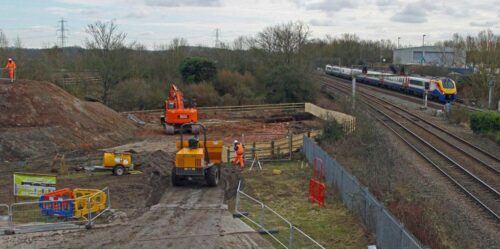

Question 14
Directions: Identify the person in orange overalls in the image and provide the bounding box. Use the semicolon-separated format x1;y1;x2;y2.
5;58;16;83
232;140;245;169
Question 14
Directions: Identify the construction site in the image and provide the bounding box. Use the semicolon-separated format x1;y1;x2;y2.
1;3;499;248
0;78;363;248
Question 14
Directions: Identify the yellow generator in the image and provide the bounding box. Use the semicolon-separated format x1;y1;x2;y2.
102;152;133;176
173;123;223;186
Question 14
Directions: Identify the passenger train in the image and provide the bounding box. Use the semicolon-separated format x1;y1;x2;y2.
324;65;457;103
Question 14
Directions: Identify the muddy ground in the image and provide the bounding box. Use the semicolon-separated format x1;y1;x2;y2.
0;79;323;248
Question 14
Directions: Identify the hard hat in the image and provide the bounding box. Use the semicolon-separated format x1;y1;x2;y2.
234;140;239;144
8;58;12;61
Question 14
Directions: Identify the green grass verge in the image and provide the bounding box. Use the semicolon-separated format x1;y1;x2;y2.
240;161;371;249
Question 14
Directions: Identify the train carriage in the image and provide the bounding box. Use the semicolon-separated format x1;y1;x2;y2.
324;65;457;103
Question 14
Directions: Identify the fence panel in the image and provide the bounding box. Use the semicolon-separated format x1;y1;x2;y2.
0;204;10;231
235;183;325;249
303;136;424;249
11;199;83;231
4;187;111;233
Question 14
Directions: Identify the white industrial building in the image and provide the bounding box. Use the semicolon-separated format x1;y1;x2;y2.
393;46;466;67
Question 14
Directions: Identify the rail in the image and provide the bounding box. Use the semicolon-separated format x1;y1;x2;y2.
321;77;500;221
321;78;500;173
234;181;325;249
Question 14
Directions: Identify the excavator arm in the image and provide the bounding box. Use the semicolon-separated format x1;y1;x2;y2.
161;84;199;135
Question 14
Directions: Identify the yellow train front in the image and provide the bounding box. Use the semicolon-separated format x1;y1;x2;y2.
173;135;224;187
432;78;457;102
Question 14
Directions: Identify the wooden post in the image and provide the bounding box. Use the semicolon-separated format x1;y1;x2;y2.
252;142;256;160
271;141;275;159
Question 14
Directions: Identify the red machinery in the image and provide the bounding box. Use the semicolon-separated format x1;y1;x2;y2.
308;158;325;207
160;84;199;134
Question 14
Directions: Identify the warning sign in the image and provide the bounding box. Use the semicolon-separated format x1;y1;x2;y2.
13;173;57;197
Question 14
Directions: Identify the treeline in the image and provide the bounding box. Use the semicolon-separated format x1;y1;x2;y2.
0;22;318;111
0;24;497;110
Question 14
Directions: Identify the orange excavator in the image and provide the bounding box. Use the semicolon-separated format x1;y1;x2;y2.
160;84;199;134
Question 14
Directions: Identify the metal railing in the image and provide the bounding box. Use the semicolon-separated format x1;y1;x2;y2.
120;102;305;114
0;204;10;231
1;187;110;234
303;137;424;249
234;181;325;249
0;68;16;80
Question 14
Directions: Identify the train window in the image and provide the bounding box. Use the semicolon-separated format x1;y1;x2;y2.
410;80;423;86
442;79;455;89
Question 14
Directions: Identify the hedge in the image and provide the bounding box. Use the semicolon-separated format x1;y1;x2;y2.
469;112;500;134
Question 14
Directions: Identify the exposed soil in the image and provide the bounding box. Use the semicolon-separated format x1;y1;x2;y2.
0;79;324;248
0;80;136;161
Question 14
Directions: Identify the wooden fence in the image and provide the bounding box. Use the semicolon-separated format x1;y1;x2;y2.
305;103;356;134
223;130;321;162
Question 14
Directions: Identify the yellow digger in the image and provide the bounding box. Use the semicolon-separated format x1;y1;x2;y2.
172;123;223;186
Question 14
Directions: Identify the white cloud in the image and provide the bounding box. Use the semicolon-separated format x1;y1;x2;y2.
309;18;335;26
145;0;223;7
7;0;500;49
470;21;497;27
125;9;151;19
287;0;360;14
391;3;427;23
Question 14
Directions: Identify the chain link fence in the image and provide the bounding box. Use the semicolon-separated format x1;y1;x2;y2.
235;181;325;249
1;187;110;234
303;136;423;249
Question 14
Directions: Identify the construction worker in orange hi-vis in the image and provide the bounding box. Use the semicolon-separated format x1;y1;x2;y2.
5;58;16;83
232;140;245;169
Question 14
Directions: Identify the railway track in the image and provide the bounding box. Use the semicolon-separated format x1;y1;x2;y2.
320;76;500;222
319;74;497;113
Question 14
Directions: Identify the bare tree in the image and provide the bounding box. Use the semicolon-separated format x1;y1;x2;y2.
13;35;22;49
256;21;310;64
85;21;128;104
0;29;8;48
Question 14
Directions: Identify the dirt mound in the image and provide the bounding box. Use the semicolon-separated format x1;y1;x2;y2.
135;150;174;207
0;80;136;160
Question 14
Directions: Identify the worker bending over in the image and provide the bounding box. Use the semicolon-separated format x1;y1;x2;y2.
5;58;16;83
232;140;245;169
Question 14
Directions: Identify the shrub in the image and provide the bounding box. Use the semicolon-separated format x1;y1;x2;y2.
469;111;500;134
447;105;469;125
214;70;259;105
179;57;217;83
263;64;316;103
317;118;345;144
109;79;165;111
183;82;220;106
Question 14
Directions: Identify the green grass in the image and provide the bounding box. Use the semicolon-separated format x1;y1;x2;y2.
240;161;371;249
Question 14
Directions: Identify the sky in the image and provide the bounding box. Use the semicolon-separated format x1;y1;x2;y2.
0;0;499;49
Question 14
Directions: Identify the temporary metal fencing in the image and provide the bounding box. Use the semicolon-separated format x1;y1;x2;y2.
0;68;13;80
234;181;325;249
0;204;10;231
303;137;423;249
1;187;110;234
